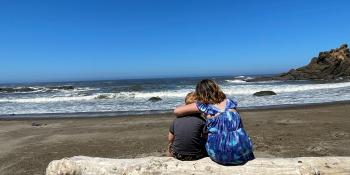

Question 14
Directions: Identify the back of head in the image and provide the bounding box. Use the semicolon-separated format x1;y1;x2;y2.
185;92;196;104
195;79;226;104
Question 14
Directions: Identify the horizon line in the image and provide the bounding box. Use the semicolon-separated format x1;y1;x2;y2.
0;72;280;85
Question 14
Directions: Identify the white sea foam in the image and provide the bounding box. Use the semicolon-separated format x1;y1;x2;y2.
0;86;44;94
225;79;247;84
223;81;350;95
0;86;97;94
1;81;350;104
234;76;246;79
132;90;191;98
233;76;253;80
0;89;192;103
0;95;97;103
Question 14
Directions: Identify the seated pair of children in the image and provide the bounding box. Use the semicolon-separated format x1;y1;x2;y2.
170;79;254;165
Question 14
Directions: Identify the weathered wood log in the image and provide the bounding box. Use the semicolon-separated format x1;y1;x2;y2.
46;156;350;175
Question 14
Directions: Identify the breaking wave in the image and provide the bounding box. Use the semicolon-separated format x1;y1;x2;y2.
223;81;350;95
0;86;79;93
225;79;247;84
1;81;350;104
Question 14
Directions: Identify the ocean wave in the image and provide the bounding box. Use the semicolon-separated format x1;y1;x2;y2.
1;81;350;103
110;85;144;93
0;95;97;103
223;81;350;95
0;86;75;93
233;75;254;80
234;75;246;79
95;93;117;99
0;87;39;93
226;76;254;83
0;85;98;94
96;90;191;99
0;89;192;103
47;86;74;90
225;79;247;84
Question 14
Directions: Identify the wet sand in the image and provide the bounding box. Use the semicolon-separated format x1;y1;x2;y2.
1;102;350;175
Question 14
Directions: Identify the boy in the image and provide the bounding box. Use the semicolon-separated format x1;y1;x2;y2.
167;92;207;161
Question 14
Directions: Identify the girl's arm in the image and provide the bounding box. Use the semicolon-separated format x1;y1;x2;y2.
173;103;200;117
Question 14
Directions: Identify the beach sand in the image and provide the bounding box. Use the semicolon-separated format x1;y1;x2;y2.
1;102;350;175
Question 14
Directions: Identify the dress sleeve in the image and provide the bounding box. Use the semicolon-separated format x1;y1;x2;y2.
196;102;217;115
227;99;238;109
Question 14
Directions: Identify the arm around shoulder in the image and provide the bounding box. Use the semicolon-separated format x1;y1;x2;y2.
173;103;199;117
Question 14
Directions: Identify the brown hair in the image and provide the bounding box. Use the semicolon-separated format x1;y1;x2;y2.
185;92;196;104
195;79;226;104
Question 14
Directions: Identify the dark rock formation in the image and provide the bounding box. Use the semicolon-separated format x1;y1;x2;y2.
0;86;75;93
148;97;162;102
95;94;111;99
253;91;277;96
249;44;350;81
0;87;36;93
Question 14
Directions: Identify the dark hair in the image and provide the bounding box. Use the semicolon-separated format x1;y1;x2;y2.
195;79;226;104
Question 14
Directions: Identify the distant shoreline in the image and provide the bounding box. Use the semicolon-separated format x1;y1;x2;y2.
2;100;350;120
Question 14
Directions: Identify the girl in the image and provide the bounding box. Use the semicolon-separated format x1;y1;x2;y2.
174;79;254;165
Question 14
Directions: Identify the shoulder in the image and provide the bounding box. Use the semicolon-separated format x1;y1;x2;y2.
195;101;208;110
177;115;206;124
227;98;238;108
196;102;216;115
227;98;238;104
177;114;203;120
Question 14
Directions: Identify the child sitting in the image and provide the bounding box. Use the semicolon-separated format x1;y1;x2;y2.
167;92;207;161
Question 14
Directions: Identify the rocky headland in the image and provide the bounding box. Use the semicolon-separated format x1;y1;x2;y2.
249;44;350;81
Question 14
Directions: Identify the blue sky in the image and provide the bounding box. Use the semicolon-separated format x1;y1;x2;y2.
0;0;350;83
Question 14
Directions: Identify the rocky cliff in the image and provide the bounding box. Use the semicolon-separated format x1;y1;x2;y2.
250;44;350;81
46;156;350;175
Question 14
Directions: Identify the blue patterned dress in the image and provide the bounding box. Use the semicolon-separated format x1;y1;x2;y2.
196;99;255;165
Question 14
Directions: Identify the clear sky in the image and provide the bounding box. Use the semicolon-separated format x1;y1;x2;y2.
1;0;350;83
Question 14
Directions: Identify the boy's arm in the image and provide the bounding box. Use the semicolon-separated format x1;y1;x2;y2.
167;132;174;157
167;121;175;157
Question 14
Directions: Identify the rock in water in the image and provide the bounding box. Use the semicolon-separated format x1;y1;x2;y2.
148;97;162;102
95;94;112;99
46;156;350;175
253;91;277;96
249;44;350;81
0;87;36;93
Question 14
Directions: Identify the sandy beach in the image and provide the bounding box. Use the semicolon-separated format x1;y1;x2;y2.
1;102;350;175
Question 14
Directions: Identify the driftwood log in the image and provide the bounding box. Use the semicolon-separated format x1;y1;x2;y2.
46;156;350;175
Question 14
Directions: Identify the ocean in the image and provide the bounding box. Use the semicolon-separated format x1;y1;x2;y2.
1;75;350;117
